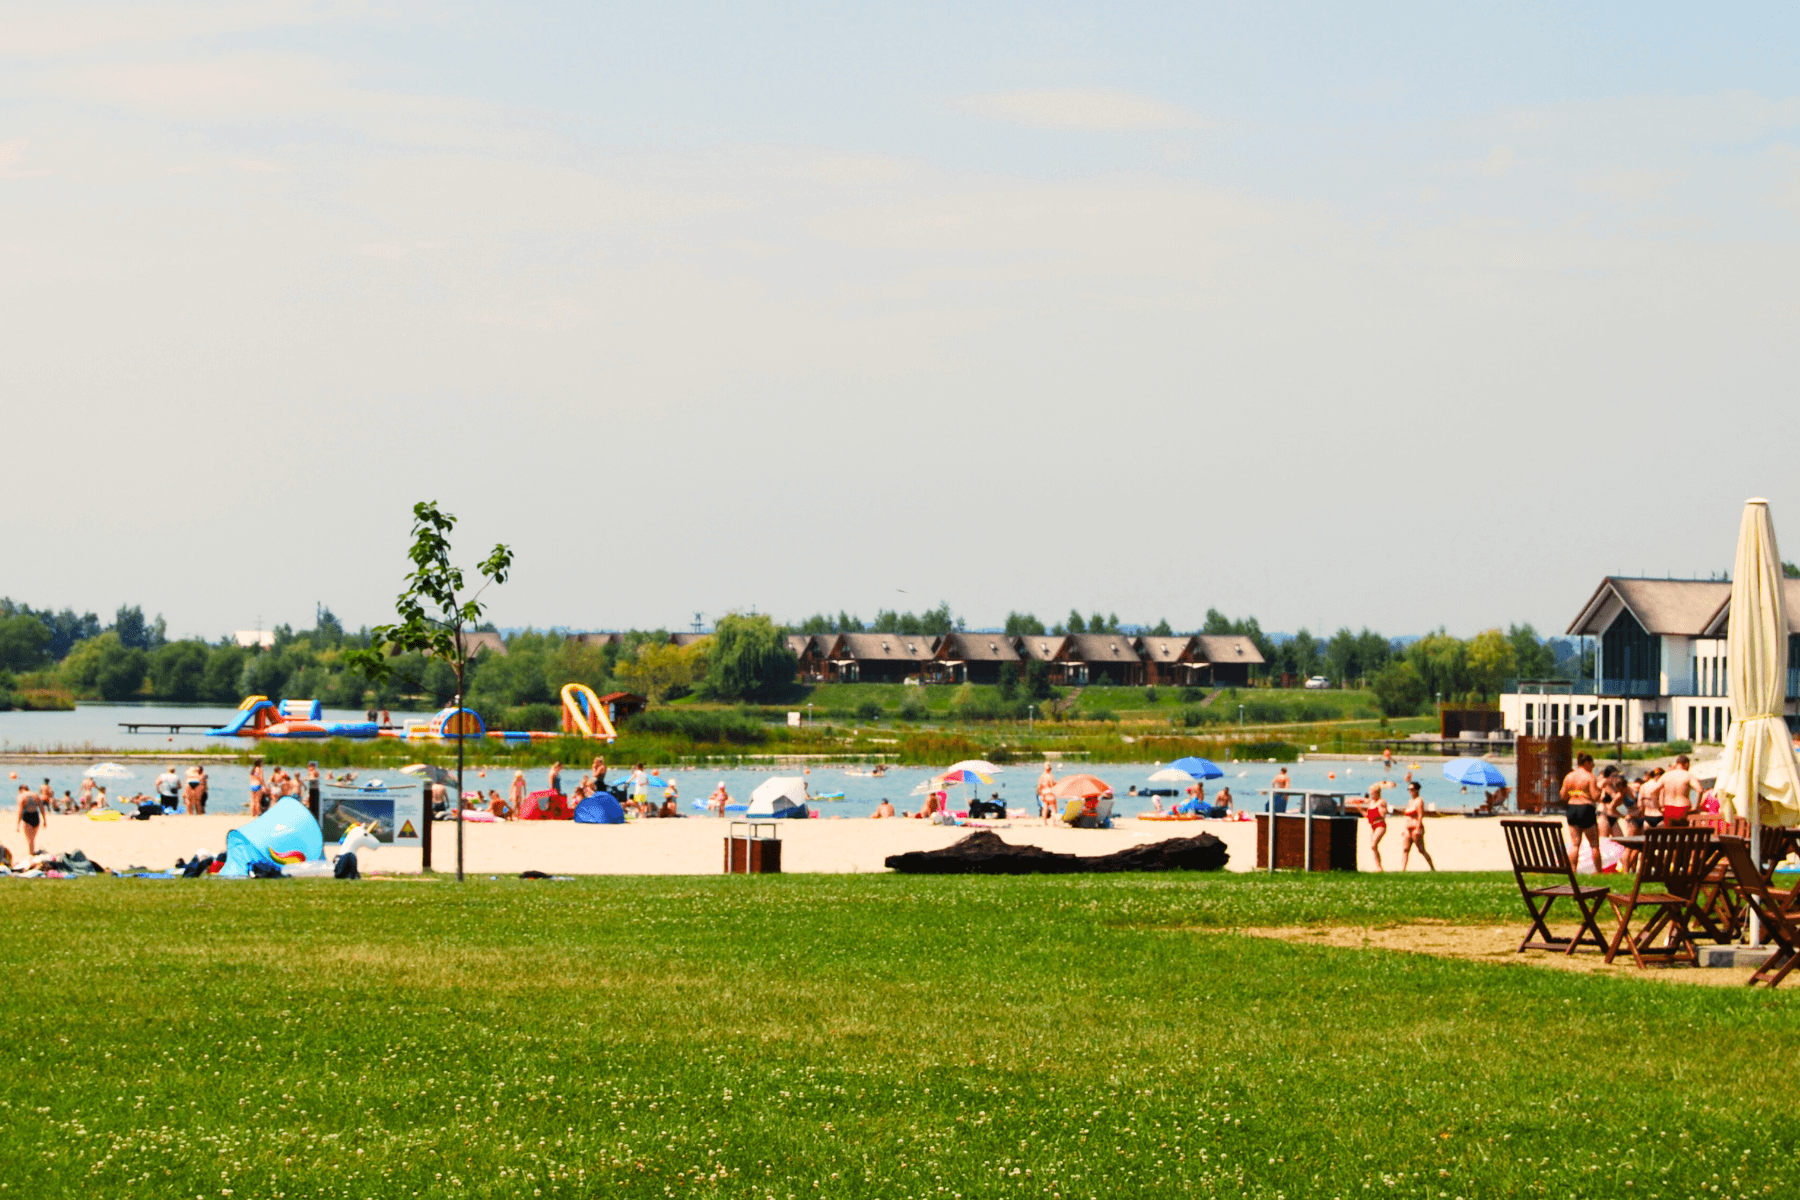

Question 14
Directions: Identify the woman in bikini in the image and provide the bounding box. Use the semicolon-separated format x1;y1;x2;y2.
248;759;266;815
1400;781;1436;871
16;783;46;857
1364;782;1390;871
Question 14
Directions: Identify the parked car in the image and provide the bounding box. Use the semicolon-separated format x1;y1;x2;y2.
1303;675;1330;689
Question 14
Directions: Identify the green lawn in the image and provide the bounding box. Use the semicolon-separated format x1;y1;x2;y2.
5;873;1791;1198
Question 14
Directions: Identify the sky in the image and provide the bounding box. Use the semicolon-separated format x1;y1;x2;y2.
4;2;1799;641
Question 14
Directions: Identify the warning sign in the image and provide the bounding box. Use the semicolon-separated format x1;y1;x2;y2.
398;819;417;839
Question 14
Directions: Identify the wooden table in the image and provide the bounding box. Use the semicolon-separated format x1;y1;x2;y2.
1611;833;1741;945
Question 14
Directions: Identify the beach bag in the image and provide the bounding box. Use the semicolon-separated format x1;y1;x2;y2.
182;855;214;878
249;861;285;879
333;853;360;880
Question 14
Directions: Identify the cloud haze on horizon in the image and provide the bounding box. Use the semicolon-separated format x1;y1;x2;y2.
3;2;1798;642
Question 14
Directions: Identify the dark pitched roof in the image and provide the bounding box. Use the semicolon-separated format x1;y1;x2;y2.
1064;633;1142;665
1568;577;1732;637
834;633;938;663
1136;635;1198;662
1015;635;1068;662
567;632;620;647
669;633;711;647
784;635;811;656
1192;634;1264;666
936;632;1021;663
463;632;507;657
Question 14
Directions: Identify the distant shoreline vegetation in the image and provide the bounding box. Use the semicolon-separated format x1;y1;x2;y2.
1;597;1592;723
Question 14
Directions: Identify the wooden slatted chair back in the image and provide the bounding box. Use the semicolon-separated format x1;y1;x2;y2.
1502;819;1571;877
1637;828;1714;895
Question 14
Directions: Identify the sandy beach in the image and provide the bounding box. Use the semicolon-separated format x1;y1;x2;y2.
6;811;1523;876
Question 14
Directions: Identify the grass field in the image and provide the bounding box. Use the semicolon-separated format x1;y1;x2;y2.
4;872;1795;1198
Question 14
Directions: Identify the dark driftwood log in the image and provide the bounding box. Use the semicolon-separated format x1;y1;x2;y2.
884;829;1229;875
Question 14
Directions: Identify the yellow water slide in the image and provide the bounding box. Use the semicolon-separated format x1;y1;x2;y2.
560;683;618;741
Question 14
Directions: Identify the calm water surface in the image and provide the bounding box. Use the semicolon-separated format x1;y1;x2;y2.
1;706;1512;822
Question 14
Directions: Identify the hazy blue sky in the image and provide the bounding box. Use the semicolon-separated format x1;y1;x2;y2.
4;3;1798;640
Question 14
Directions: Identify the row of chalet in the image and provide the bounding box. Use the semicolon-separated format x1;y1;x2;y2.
785;631;1263;687
477;628;1263;688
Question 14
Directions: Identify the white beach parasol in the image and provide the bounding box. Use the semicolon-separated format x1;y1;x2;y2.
1715;500;1800;942
84;762;135;780
1715;500;1800;829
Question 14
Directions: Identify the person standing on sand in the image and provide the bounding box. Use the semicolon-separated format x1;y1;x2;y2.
547;761;563;797
510;770;527;814
589;757;607;791
1038;764;1056;826
1365;782;1390;871
1399;781;1435;871
16;783;45;857
1271;767;1290;790
1559;752;1601;872
709;781;730;817
629;763;648;812
77;777;94;810
248;759;266;815
1660;754;1698;826
195;766;208;815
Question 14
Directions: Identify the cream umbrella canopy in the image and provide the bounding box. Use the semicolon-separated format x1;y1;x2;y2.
1716;499;1800;832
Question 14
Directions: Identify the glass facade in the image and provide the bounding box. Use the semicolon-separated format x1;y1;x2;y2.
1601;610;1660;697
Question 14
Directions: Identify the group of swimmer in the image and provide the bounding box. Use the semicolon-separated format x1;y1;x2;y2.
1559;751;1708;873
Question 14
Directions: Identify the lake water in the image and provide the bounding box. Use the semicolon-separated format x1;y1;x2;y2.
1;705;1513;821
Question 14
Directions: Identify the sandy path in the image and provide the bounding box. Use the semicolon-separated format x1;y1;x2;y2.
5;812;1532;876
1228;921;1764;986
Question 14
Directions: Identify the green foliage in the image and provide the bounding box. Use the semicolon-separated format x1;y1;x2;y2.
202;645;248;702
625;709;769;745
1064;609;1086;634
1142;685;1158;705
149;640;209;702
870;602;954;636
110;604;165;652
619;641;708;704
345;500;512;704
1003;611;1045;636
705;613;797;702
94;639;149;700
495;703;562;732
1022;658;1055;701
1149;617;1173;636
1238;738;1300;760
854;699;882;721
0;613;51;671
1372;659;1429;717
1508;622;1557;678
897;694;928;722
1085;706;1119;723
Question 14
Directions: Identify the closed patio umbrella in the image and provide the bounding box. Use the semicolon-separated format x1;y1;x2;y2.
1715;500;1800;942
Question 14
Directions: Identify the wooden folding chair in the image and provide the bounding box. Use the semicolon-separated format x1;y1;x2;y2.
1501;819;1611;955
1606;827;1715;968
1697;826;1800;942
1715;837;1800;988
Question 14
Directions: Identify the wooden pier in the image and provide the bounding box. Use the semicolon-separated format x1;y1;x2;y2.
118;721;221;735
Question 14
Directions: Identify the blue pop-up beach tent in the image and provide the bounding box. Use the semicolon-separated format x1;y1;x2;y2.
222;796;324;876
573;793;625;824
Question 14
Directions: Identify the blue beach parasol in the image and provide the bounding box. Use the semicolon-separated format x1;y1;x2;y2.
1165;756;1225;780
1442;757;1506;788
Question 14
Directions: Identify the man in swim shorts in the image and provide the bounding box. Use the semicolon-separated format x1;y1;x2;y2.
1659;754;1698;826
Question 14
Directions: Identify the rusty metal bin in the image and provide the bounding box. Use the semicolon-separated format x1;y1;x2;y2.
725;821;782;874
